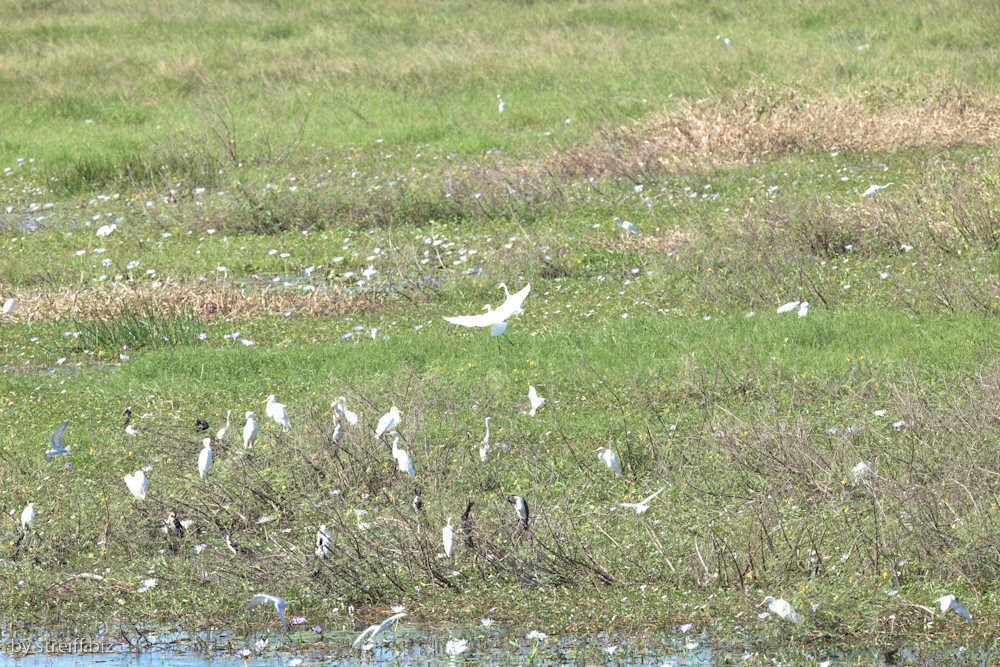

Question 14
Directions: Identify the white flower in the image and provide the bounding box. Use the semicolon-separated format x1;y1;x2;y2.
873;410;887;417
603;645;618;655
480;618;494;627
526;630;548;641
446;639;469;656
391;605;406;613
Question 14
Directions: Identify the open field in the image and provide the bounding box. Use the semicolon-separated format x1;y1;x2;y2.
3;0;1000;660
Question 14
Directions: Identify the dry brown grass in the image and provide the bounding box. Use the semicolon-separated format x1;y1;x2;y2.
0;280;372;323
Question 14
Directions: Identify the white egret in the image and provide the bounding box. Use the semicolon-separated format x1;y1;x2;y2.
717;35;734;47
315;524;333;558
44;421;71;461
216;410;231;442
849;461;875;487
265;395;291;433
497;95;506;113
247;594;288;632
444;283;531;338
597;447;622;476
95;223;117;237
21;502;35;531
798;302;810;317
243;411;259;448
862;182;894;197
198;438;213;478
390;431;415;478
935;594;972;621
352;612;407;648
498;283;526;314
527;385;546;416
608;486;666;514
479;416;493;462
375;406;402;439
331;422;344;446
124;470;148;501
333;397;359;425
777;301;801;313
614;217;639;235
2;298;14;315
508;495;529;529
761;596;803;625
443;517;454;557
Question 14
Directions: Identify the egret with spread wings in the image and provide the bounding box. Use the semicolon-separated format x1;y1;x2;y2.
444;283;531;339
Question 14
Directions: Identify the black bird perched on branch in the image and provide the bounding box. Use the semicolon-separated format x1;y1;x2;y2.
508;495;529;529
461;501;474;548
195;418;210;432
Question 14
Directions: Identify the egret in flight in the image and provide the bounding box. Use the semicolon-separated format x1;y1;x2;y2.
247;594;288;632
390;431;415;478
862;182;894;197
608;486;666;514
45;421;71;461
444;283;531;340
265;395;291;433
243;411;259;448
935;594;971;621
527;385;546;417
352;612;407;648
761;596;803;625
597;447;622;476
375;406;402;439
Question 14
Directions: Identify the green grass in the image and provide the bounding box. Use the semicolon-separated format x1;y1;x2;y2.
3;0;1000;658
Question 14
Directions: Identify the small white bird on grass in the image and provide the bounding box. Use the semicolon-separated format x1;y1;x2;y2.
198;438;213;478
717;35;734;47
315;524;333;558
761;596;803;625
265;395;291;433
375;406;402;439
352;612;408;648
216;410;231;442
614;217;639;235
444;283;531;339
333;397;359;425
124;470;147;501
609;486;666;514
390;431;415;478
443;517;454;557
527;385;546;417
45;421;71;462
497;95;506;113
243;411;259;448
247;594;288;632
935;594;972;621
95;223;117;237
862;182;894;197
479;417;493;462
597;447;622;476
21;503;35;531
777;300;801;314
331;422;344;446
798;301;810;317
508;495;530;529
2;298;14;315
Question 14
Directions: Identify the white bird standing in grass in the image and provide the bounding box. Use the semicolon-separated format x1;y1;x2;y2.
198;438;213;478
761;596;803;625
247;594;288;632
124;470;147;501
265;395;291;433
2;298;14;315
375;406;402;439
243;411;259;448
527;385;546;417
443;283;531;339
216;410;231;442
443;517;454;557
352;612;408;648
315;524;333;558
390;431;415;478
333;397;359;425
95;223;117;237
497;95;506;113
608;486;666;514
798;301;810;317
597;447;622;476
21;503;35;531
614;217;639;235
331;422;344;446
935;594;972;621
862;182;894;197
479;417;493;462
777;300;801;314
717;35;734;47
508;495;530;529
44;421;71;462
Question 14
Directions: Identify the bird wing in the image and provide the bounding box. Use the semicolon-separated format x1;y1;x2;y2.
352;625;378;647
247;594;274;610
51;421;69;449
491;283;531;321
379;612;407;630
640;486;667;504
608;502;638;509
776;301;800;313
952;598;972;620
528;386;538;402
443;311;497;328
